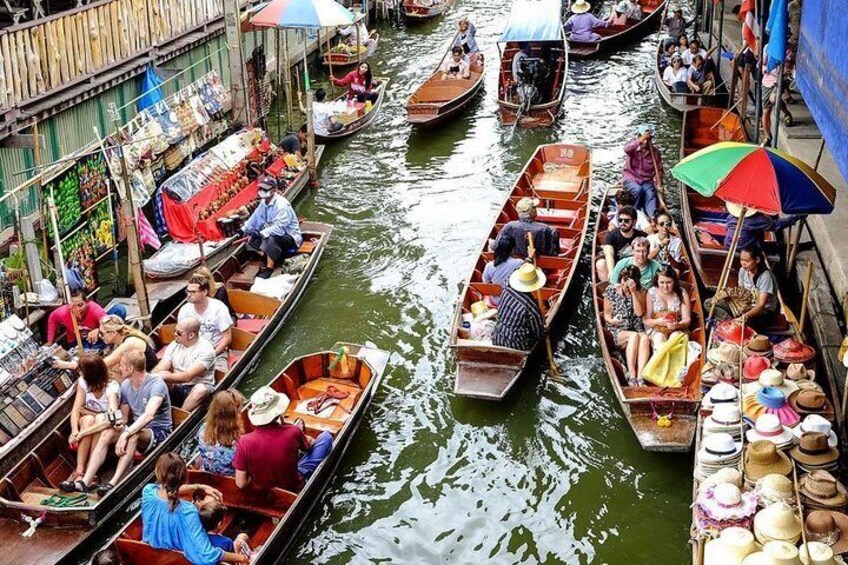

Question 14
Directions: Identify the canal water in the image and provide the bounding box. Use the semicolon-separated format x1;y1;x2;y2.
253;3;694;564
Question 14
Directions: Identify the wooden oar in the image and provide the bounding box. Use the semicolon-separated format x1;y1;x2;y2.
648;137;664;199
527;232;560;378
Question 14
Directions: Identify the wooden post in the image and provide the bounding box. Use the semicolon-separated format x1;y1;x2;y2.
32;121;51;262
224;0;249;126
786;216;806;273
47;196;84;351
305;89;316;181
282;30;293;129
798;261;813;336
356;15;362;64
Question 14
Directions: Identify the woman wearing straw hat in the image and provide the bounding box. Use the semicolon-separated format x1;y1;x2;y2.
492;263;546;351
564;0;609;42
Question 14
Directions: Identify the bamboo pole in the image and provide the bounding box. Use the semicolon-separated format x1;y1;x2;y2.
306;90;316;182
283;30;293;129
706;209;747;323
798;261;813;336
786;217;806;273
47;196;84;352
528;232;560;378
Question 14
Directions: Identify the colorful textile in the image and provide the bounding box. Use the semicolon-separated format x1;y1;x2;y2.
641;331;688;387
137;209;162;250
196;424;238;477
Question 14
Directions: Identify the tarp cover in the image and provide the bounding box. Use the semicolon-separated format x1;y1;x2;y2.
500;0;563;43
796;0;848;184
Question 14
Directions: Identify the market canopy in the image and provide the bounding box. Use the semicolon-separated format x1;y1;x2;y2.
250;0;355;28
500;0;564;43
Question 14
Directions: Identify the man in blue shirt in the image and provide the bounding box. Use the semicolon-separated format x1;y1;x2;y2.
242;177;303;278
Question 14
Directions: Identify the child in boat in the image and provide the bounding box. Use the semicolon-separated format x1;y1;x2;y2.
198;500;251;555
440;47;471;80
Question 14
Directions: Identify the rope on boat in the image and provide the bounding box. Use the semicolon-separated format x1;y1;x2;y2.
20;510;46;538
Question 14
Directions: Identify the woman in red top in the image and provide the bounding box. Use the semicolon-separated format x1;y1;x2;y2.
331;62;379;103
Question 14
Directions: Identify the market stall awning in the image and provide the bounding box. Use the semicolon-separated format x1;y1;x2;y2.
500;0;564;43
250;0;354;29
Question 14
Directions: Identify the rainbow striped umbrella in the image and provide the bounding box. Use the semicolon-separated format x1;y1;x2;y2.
671;142;836;215
251;0;354;29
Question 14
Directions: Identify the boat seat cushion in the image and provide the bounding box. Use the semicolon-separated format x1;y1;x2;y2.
235;317;270;334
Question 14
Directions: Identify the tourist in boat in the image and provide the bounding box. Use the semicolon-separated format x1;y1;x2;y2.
608;189;652;232
680;38;707;66
198;500;251;554
610;237;662;287
440;47;471;80
331;62;379;103
234;386;333;492
80;351;172;496
279;125;308;156
647;211;683;266
59;355;121;493
663;8;691;49
565;0;609;42
46;289;107;346
643;266;691;351
597;205;647;282
152;318;216;412
307;88;344;136
241;177;303;279
495;197;559;258
141;452;249;564
337;11;374;51
687;55;714;94
453;17;480;62
607;1;628;25
659;40;678;72
724;203;800;251
196;390;245;477
623;0;643;21
193;266;234;317
53;314;157;375
483;235;524;306
491;263;545;351
733;244;781;331
179;274;233;368
662;54;689;93
603;264;649;385
622;124;663;219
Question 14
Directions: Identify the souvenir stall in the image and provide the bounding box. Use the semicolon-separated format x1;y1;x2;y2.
246;45;274;122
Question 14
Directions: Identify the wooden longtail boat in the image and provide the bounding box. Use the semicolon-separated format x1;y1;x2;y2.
567;0;667;58
315;79;389;142
321;31;380;69
496;0;568;128
450;144;590;400
99;343;389;565
402;0;453;20
591;188;703;451
405;34;485;126
654;41;728;113
0;221;332;564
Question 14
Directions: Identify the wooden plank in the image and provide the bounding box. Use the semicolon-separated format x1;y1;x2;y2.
1;33;12;106
89;9;102;69
99;6;113;65
109;1;120;61
62;14;76;79
78;13;90;75
21;30;37;97
56;19;69;83
32;26;48;95
13;32;27;102
121;0;131;57
0;47;7;108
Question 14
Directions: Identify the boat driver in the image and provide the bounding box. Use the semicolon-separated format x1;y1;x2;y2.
240;177;303;279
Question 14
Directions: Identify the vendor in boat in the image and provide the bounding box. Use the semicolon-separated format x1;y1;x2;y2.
724;203;800;251
53;314;158;375
647;211;683;266
565;0;609;42
337;10;374;51
491;263;545;351
59;355;121;494
440;47;471;80
78;351;173;496
734;244;781;330
279;125;308;156
240;177;303;279
179;275;233;367
622;124;663;219
483;235;524;306
196;390;246;477
453;17;480;62
597;205;647;282
331;62;379;103
152;318;217;412
46;289;107;346
662;54;689;93
496;197;559;258
234;387;333;492
603;264;649;386
643;266;691;351
141;453;249;564
610;237;662;288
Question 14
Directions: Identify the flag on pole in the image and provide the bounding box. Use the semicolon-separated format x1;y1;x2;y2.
765;0;788;70
740;0;758;52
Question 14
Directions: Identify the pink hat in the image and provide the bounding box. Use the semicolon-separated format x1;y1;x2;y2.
743;387;801;428
743;356;771;382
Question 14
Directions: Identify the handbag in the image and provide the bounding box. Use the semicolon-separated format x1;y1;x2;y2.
652;310;681;336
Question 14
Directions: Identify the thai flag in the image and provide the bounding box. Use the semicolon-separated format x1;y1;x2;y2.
740;0;759;52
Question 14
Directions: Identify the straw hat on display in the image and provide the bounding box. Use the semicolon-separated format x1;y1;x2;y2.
743;369;800;397
698;432;743;465
744;441;793;484
774;338;816;364
715;319;756;345
787;390;835;421
799;471;848;513
742;540;802;565
703;382;741;410
746;414;795;449
789;433;839;471
745;334;774;358
786;363;815;381
798;541;845;565
696;483;758;531
805;510;848;555
794;415;838;448
704;404;746;438
704;526;759;565
703;361;740;387
754;502;803;544
709;341;745;366
755;474;797;508
744;387;801;428
699;467;744;495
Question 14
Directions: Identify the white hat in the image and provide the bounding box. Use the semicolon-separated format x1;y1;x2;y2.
704;404;745;435
704;527;758;565
742;541;802;565
743;369;800;397
746;413;796;447
699;467;744;495
571;0;592;13
794;415;838;448
247;386;291;426
756;474;797;508
727;202;758;219
799;542;841;565
754;502;803;544
698;432;743;464
703;382;740;409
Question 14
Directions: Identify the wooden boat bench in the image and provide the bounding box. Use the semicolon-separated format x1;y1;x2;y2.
228;237;315;290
